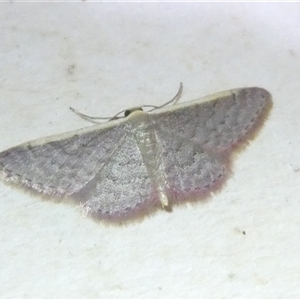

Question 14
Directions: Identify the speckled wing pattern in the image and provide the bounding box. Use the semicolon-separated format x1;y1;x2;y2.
153;87;270;154
0;87;271;220
153;130;226;202
0;123;129;196
152;87;271;202
0;122;156;218
73;130;153;217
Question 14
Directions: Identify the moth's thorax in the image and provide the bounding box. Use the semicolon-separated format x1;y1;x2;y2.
128;111;157;165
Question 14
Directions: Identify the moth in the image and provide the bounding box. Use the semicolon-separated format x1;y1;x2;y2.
0;85;272;221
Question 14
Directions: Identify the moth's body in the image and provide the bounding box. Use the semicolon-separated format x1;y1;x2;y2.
129;111;169;207
0;87;272;221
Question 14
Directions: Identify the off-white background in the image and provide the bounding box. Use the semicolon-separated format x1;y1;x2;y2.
0;3;299;298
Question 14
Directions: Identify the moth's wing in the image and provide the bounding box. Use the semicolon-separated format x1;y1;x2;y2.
151;87;272;201
0;120;155;218
153;126;227;202
153;87;272;154
72;130;154;219
0;121;130;197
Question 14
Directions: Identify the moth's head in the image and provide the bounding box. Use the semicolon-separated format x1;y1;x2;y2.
124;107;143;117
109;107;145;121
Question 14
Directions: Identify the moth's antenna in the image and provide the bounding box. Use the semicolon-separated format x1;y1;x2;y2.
69;107;130;124
146;82;183;112
70;83;183;123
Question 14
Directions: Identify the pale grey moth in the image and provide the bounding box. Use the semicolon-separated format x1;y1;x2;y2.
0;86;272;221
